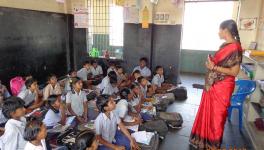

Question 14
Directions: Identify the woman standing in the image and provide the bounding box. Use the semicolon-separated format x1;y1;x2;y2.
189;20;243;149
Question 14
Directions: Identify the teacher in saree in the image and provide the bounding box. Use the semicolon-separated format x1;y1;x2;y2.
189;19;243;149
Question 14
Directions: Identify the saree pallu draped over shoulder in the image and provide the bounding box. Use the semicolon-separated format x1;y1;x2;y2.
189;42;242;149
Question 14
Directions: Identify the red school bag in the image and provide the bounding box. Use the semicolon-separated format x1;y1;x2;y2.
10;76;25;96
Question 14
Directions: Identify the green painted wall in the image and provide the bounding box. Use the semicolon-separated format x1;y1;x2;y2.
180;49;215;74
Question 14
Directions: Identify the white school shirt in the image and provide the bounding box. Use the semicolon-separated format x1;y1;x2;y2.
18;89;36;107
0;109;7;124
133;66;151;78
0;117;27;150
66;90;87;116
97;76;118;95
24;139;47;150
43;83;62;100
77;68;91;81
43;109;61;127
95;112;121;143
152;74;164;87
90;65;103;77
64;78;71;93
114;99;134;122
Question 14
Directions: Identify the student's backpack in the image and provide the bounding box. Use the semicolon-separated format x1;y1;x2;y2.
10;76;25;96
137;133;160;150
139;119;168;139
157;112;183;129
171;86;188;101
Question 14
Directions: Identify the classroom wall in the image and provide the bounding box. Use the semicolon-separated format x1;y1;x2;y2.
123;0;183;84
238;0;263;49
0;0;70;14
256;1;264;50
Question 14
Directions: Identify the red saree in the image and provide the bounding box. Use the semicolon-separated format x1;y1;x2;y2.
189;42;242;149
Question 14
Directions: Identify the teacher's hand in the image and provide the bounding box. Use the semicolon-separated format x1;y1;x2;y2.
205;55;215;70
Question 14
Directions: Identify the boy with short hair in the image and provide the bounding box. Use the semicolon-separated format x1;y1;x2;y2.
0;97;27;150
95;95;139;150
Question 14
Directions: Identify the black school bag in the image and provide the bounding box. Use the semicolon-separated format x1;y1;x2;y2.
156;112;183;129
139;119;168;139
171;86;188;101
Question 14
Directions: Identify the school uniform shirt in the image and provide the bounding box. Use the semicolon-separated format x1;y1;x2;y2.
152;74;164;87
43;109;61;127
0;117;27;150
114;99;134;122
43;83;62;100
95;112;121;143
133;66;151;78
66;90;87;116
24;139;47;150
97;76;118;95
18;89;36;107
77;68;91;81
90;65;103;77
0;109;7;125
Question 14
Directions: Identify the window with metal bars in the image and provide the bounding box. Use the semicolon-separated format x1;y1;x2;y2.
87;0;124;59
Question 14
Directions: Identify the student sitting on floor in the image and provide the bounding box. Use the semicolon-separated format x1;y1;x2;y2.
116;66;130;88
129;83;144;113
137;76;151;98
64;69;77;94
0;97;27;150
24;117;47;150
97;71;119;96
43;74;62;101
76;130;98;150
18;78;43;112
66;77;88;124
133;57;151;79
114;88;142;131
0;80;11;99
43;95;66;128
20;73;33;93
128;70;141;84
77;61;92;81
95;95;139;150
152;66;173;93
107;61;117;74
90;60;103;80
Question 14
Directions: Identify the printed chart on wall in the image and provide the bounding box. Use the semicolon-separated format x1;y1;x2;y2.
73;2;89;28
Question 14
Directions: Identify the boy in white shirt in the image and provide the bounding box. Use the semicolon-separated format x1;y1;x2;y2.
0;97;27;150
23;118;47;150
95;95;139;150
133;57;151;79
97;71;119;96
90;60;103;79
77;61;92;81
43;74;62;100
114;88;142;131
152;66;173;93
18;78;43;112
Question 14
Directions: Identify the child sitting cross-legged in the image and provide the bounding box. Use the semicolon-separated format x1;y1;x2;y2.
43;95;66;129
95;94;140;150
114;88;142;131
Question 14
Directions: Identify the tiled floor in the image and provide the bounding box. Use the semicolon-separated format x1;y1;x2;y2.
159;73;253;150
